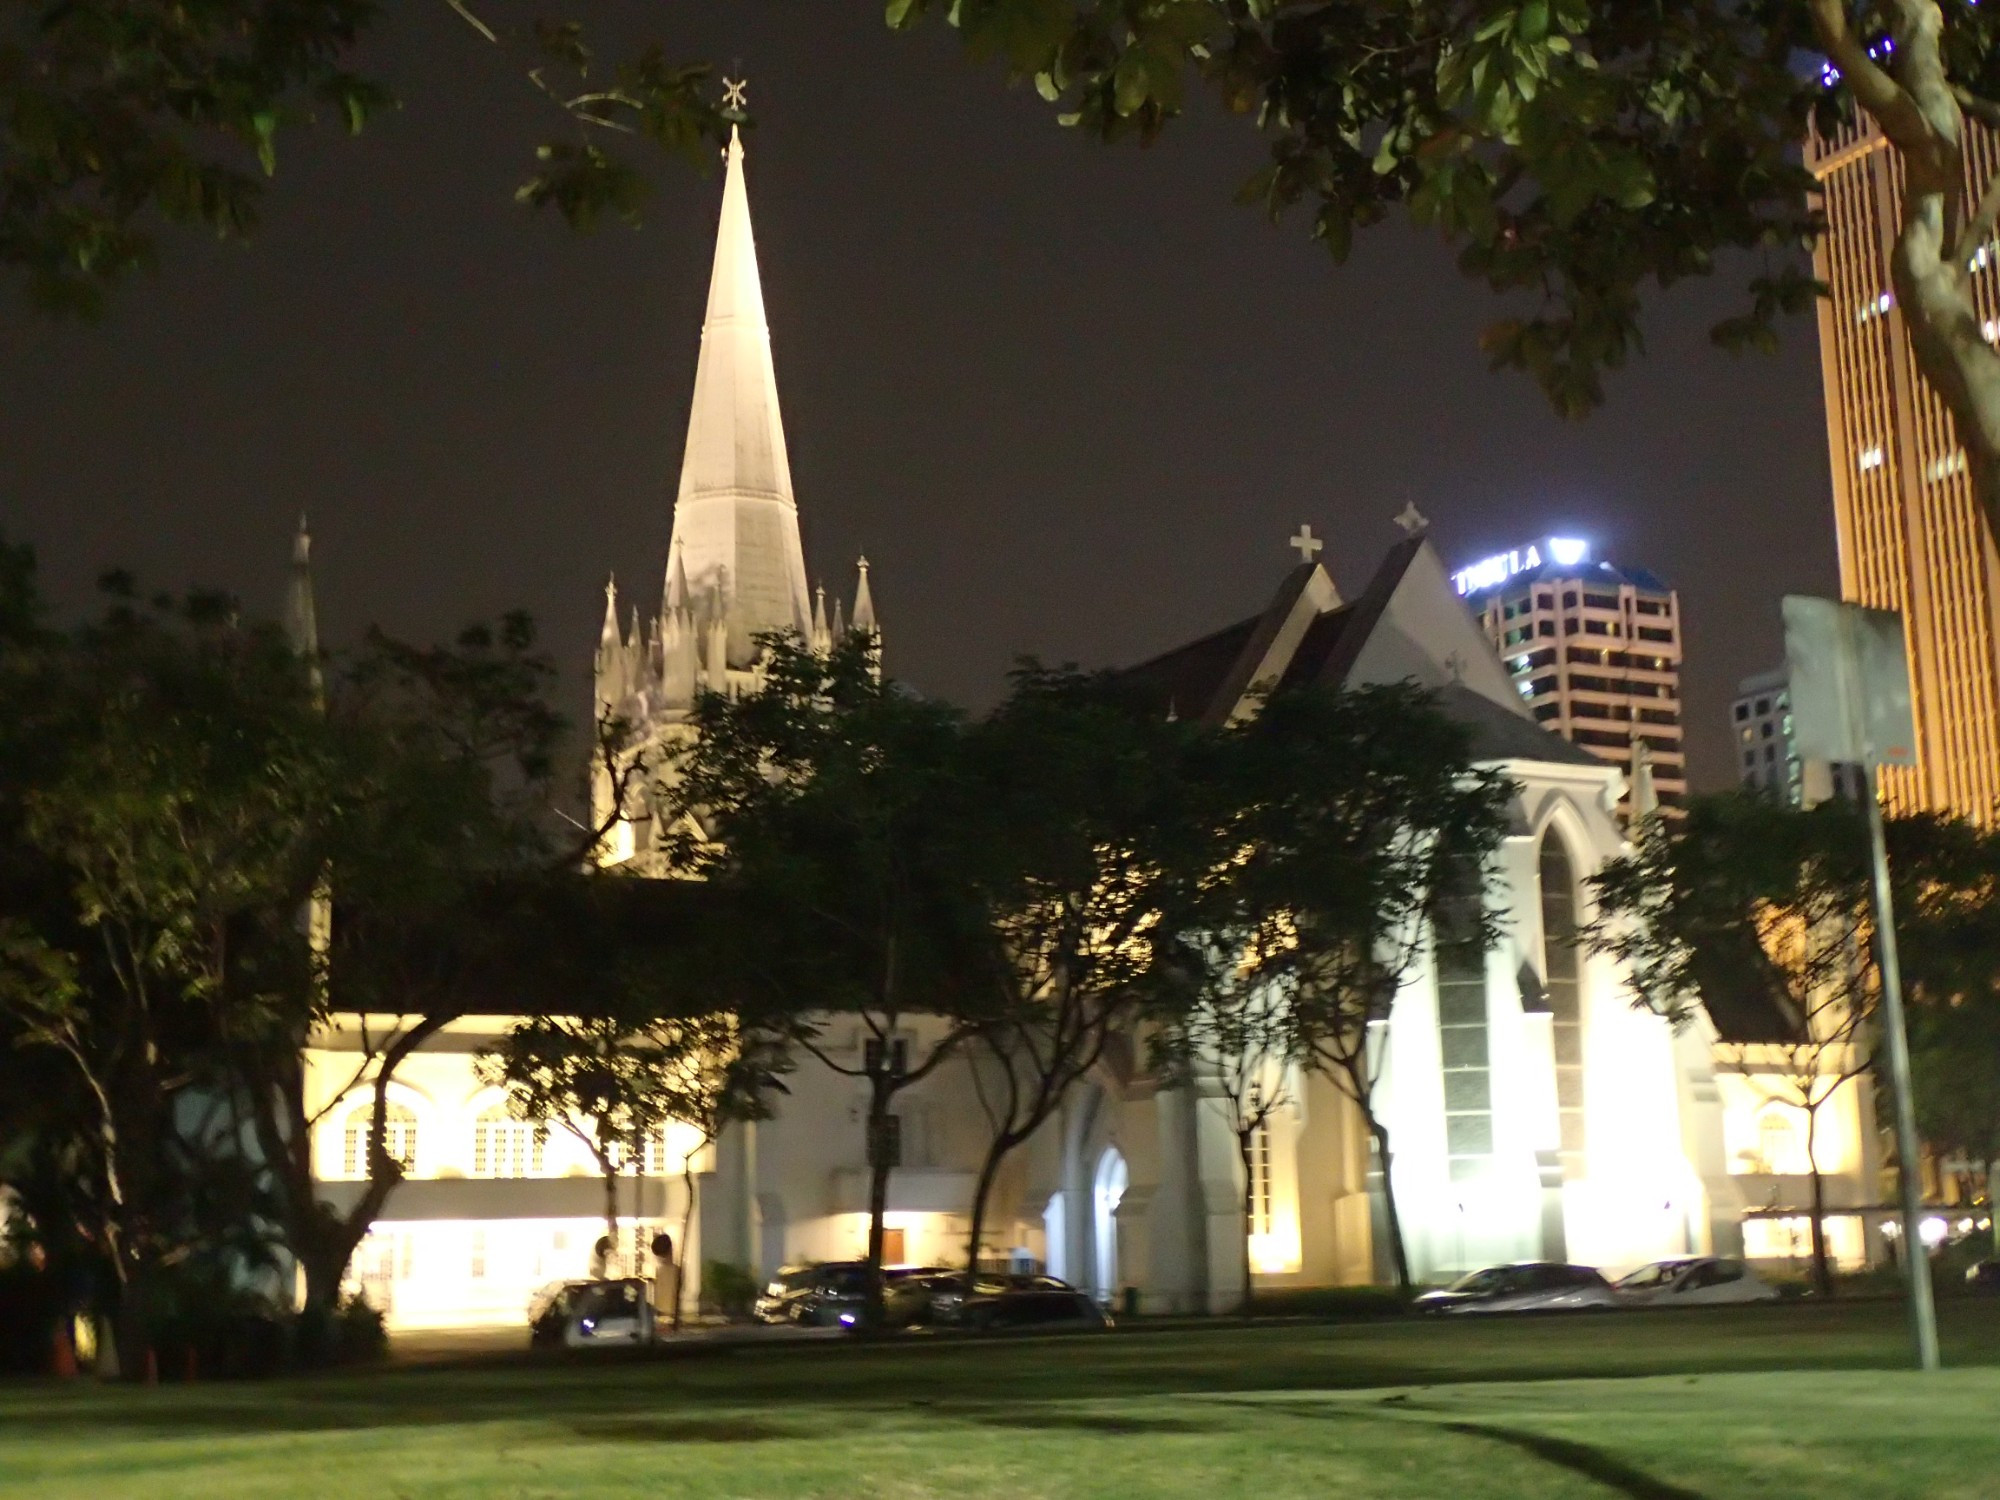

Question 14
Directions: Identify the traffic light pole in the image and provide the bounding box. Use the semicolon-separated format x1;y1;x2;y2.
1861;761;1940;1371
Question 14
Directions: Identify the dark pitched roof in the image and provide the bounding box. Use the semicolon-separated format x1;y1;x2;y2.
1118;536;1620;775
1199;563;1322;724
1434;682;1602;768
1119;563;1323;724
1119;613;1262;721
1276;607;1357;690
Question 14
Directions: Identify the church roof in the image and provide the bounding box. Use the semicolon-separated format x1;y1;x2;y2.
1431;681;1601;768
1119;531;1601;773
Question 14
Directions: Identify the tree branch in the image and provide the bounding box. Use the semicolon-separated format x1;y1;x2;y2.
1953;167;2000;275
1805;0;1930;147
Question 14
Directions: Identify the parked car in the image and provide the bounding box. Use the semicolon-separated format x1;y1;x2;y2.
923;1273;1076;1327
528;1278;657;1349
957;1281;1112;1334
1414;1262;1618;1314
1613;1256;1780;1307
1965;1259;2000;1293
753;1262;948;1327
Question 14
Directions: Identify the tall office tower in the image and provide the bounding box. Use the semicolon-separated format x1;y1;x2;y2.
1808;119;2000;824
1731;665;1861;809
1454;537;1688;818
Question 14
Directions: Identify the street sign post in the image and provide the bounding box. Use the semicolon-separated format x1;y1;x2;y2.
1782;596;1937;1371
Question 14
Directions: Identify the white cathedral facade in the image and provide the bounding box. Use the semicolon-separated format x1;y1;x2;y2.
305;129;1876;1329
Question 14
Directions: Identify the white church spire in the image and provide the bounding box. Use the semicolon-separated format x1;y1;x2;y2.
667;123;813;667
285;514;323;703
852;555;877;634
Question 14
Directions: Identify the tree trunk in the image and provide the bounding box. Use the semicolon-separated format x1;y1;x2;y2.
964;1134;1010;1292
1369;1119;1415;1296
862;1077;893;1332
1237;1129;1256;1317
676;1150;699;1333
1989;1159;2000;1256
599;1152;621;1275
1806;1104;1835;1298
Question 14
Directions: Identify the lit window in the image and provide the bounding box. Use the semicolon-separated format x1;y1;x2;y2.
473;1109;546;1178
1858;445;1885;472
342;1102;418;1179
1248;1120;1275;1235
1924;451;1967;483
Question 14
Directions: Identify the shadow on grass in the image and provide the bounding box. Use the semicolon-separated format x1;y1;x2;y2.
1213;1397;1706;1500
1442;1422;1707;1500
960;1407;1218;1436
567;1415;788;1444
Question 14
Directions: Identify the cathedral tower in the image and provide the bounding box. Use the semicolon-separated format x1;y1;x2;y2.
593;122;877;863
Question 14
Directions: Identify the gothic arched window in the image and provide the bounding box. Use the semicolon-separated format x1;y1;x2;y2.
1538;827;1587;1177
342;1101;418;1180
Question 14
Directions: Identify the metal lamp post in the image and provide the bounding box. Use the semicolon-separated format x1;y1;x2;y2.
1783;596;1939;1372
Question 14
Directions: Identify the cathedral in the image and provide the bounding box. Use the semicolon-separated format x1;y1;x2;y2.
304;127;1877;1328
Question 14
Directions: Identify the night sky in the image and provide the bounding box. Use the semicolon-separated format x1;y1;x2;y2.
0;2;1837;791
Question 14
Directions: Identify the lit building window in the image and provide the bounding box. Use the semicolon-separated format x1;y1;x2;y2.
1858;445;1885;472
342;1101;418;1179
1248;1120;1275;1236
1538;831;1587;1177
1753;1110;1807;1175
1924;451;1968;483
1434;870;1493;1183
473;1109;546;1178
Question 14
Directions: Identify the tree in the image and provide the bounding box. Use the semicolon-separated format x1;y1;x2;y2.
1591;793;1878;1297
479;1005;787;1305
1188;681;1513;1297
1147;915;1300;1314
217;608;580;1347
659;632;1001;1330
0;0;724;314
1890;813;2000;1241
0;530;620;1361
0;572;334;1373
892;1;2000;551
953;665;1196;1288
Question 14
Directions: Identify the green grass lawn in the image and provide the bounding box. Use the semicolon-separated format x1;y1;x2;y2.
4;1300;1998;1499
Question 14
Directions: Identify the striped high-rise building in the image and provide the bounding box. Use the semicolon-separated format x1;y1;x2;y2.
1454;538;1688;820
1807;119;2000;823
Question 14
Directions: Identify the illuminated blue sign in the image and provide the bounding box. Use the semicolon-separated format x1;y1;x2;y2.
1451;537;1590;596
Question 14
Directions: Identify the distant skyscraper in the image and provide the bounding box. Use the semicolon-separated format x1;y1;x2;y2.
1808;118;2000;825
1455;538;1687;818
1731;665;1860;809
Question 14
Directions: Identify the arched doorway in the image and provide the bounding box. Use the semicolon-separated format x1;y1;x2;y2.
1092;1147;1128;1300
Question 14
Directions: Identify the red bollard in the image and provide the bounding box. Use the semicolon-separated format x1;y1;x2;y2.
143;1347;158;1386
50;1323;77;1379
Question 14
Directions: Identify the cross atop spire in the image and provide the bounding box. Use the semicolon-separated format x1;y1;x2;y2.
722;77;748;112
1394;500;1430;537
1289;524;1323;564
